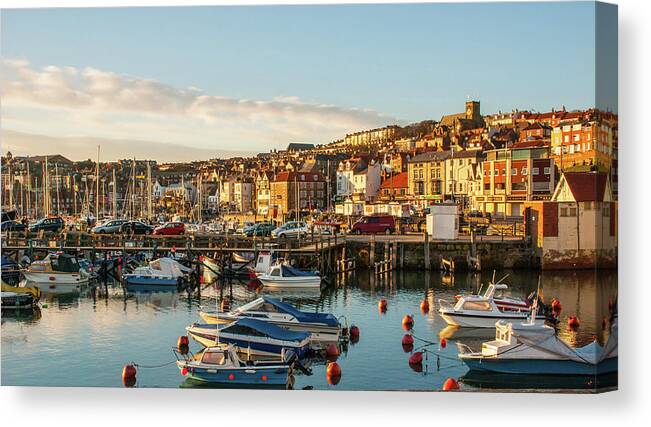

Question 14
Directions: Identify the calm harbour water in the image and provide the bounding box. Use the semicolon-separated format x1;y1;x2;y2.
1;269;617;391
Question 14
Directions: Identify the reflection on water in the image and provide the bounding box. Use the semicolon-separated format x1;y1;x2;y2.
1;269;617;391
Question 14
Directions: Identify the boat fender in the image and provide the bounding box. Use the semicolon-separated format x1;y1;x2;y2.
325;343;339;360
402;334;414;346
567;315;580;330
122;364;137;387
440;338;447;349
349;325;360;339
326;361;341;378
408;351;423;365
442;377;460;391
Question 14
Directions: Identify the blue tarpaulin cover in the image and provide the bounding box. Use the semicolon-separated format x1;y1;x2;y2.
263;296;339;327
280;265;319;277
198;318;310;342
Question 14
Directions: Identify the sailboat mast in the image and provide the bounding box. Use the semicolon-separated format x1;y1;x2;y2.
112;168;117;219
95;145;100;218
26;160;31;218
55;163;61;215
147;161;152;221
131;158;136;219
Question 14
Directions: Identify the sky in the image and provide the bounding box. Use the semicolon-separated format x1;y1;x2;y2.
0;2;617;162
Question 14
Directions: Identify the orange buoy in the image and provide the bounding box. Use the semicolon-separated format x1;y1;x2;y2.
402;315;414;330
568;315;580;330
122;364;137;387
327;373;341;385
440;338;447;349
551;298;562;315
326;361;342;378
261;375;268;382
402;334;414;346
325;343;340;360
420;299;430;314
181;367;188;376
378;299;388;313
177;335;189;347
408;351;423;365
350;325;360;339
442;377;460;391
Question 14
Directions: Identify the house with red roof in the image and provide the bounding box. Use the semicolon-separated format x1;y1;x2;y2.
378;172;409;201
524;172;616;269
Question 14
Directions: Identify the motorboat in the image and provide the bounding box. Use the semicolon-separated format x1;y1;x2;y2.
1;280;41;309
175;343;296;387
257;263;322;289
199;296;342;343
186;317;312;359
457;317;618;375
23;253;90;291
123;257;193;289
438;282;546;328
1;255;21;285
201;256;221;284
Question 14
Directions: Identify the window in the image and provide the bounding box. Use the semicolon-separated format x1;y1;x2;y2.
544;167;551;175
462;301;491;311
564;135;569;143
521;168;528;175
502;168;506;176
569;207;577;216
494;169;499;176
532;167;539;175
574;134;580;142
560;207;568;217
511;168;517;176
202;351;227;365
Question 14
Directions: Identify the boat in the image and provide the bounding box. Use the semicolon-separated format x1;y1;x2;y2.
257;263;322;289
457;317;618;375
175;343;295;387
201;256;221;284
199;296;342;343
1;280;41;309
1;255;21;285
23;253;90;291
186;317;312;359
123;257;193;289
438;282;547;328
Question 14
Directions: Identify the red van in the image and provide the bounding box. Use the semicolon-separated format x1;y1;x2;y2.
153;222;185;235
350;215;396;234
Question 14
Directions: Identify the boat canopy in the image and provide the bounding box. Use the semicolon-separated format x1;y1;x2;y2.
142;258;193;277
50;254;81;273
222;318;310;342
262;296;339;326
280;265;318;277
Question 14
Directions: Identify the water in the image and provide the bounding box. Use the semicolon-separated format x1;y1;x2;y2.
1;269;617;391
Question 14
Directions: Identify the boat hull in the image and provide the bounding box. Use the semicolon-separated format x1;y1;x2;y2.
23;271;89;286
178;363;290;386
460;356;618;375
439;310;545;328
124;275;179;287
258;276;321;289
198;311;341;343
1;291;37;308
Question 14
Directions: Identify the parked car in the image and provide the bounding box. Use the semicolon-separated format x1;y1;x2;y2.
29;217;64;233
350;215;396;234
153;221;185;235
244;222;275;237
120;221;154;235
91;218;129;234
271;221;308;239
236;222;255;235
1;220;27;233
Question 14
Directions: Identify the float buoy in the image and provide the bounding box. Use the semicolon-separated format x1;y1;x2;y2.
177;335;189;348
568;315;580;330
442;377;460;391
326;361;342;378
402;343;414;353
181;367;188;376
402;334;414;346
349;325;360;339
408;351;423;365
551;298;562;315
325;343;340;360
122;364;137;387
420;299;430;314
171;246;176;254
440;338;447;349
402;315;414;330
378;299;388;312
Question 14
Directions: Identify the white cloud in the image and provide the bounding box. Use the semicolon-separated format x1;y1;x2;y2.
1;58;397;152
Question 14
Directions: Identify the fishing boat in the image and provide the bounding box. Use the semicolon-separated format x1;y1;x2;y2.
257;263;322;289
175;343;295;387
123;257;193;289
186;317;312;358
199;296;342;343
457;317;618;375
438;282;546;328
1;280;41;309
23;253;90;291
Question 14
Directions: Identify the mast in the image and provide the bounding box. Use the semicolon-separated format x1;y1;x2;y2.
35;177;39;219
131;158;136;219
95;145;100;218
72;175;77;218
43;157;49;217
55;162;61;215
26;160;31;218
146;161;152;221
112;168;117;219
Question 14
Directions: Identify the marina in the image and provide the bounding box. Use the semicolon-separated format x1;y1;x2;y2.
1;268;617;391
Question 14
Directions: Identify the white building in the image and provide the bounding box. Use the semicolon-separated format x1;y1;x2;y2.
336;158;382;202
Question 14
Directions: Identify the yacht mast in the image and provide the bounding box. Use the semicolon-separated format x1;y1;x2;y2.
112;168;117;218
95;145;100;218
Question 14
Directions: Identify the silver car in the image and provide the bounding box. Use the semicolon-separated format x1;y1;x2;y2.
91;219;129;234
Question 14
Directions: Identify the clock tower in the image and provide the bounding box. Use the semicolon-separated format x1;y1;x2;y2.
465;100;481;122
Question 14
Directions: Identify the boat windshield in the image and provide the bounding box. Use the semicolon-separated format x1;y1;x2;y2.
201;351;227;365
462;301;492;311
50;255;80;273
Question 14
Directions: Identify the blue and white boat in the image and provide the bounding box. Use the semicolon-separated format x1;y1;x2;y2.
176;343;294;387
457;317;618;375
257;263;322;289
123;257;192;289
199;296;342;343
186;317;312;359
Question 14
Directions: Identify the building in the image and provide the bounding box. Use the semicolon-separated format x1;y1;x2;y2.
407;150;449;208
233;180;254;213
255;171;274;215
378;172;409;202
525;172;616;269
344;125;400;146
336;157;382;202
551;119;614;172
443;150;482;209
270;171;326;216
286;143;315;153
474;144;555;216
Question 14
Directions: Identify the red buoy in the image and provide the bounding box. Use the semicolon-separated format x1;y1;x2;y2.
420;299;430;314
378;299;388;313
440;338;447;349
261;375;268;382
181;367;188;376
402;315;414;330
228;373;235;381
177;335;189;347
350;325;360;339
551;298;562;316
122;364;137;387
568;315;580;330
408;351;423;365
402;343;414;353
326;361;342;378
402;334;414;346
325;343;340;360
442;377;460;391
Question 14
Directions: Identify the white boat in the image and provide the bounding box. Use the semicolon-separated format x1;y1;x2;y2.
201;256;221;284
257;263;322;289
438;282;546;328
123;257;193;289
457;317;618;375
199;296;341;343
23;253;90;291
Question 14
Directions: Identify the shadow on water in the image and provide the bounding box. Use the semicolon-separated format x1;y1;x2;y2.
460;370;618;392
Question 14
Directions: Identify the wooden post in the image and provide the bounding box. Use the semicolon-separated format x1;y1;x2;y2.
392;240;397;270
399;242;404;269
370;234;376;269
424;231;431;270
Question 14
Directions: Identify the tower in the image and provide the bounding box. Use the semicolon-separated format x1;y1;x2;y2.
465;100;481;122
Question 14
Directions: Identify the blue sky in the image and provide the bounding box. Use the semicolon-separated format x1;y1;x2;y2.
0;2;615;161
